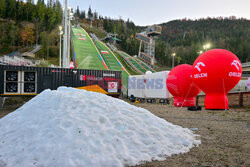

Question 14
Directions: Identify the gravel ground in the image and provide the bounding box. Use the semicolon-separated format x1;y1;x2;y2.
131;103;250;167
0;97;249;167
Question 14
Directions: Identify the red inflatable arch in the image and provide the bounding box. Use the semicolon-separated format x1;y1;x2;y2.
192;49;242;109
167;64;201;107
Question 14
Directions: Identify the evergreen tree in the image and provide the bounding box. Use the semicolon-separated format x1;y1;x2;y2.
46;3;57;31
75;6;80;18
55;0;62;24
6;0;16;19
93;10;98;19
80;11;85;19
0;0;6;18
87;6;92;19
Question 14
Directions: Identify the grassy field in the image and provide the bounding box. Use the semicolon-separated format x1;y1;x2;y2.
72;27;107;70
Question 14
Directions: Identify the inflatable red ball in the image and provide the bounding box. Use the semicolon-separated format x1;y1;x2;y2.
192;49;242;110
167;64;201;107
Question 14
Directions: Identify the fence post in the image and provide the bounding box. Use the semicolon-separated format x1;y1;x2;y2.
196;96;199;106
239;92;243;107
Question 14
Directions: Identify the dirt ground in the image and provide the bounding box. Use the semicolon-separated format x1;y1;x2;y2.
0;98;249;167
131;103;250;167
0;97;30;119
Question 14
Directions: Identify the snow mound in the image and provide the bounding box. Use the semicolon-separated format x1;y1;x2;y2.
0;87;200;167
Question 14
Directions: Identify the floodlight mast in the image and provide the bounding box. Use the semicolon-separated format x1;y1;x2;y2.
67;9;71;68
59;26;63;67
63;0;68;68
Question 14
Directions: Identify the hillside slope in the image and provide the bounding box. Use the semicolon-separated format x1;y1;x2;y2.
72;27;107;70
156;18;250;66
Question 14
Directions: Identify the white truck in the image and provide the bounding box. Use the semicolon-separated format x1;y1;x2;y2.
128;71;171;103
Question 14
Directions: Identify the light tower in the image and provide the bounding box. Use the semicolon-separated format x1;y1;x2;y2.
58;26;63;67
62;0;74;68
62;0;68;68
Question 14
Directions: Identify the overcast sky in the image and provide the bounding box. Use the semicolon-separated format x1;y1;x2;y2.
62;0;250;26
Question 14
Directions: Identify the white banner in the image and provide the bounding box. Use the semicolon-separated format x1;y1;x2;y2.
247;77;250;90
108;82;118;93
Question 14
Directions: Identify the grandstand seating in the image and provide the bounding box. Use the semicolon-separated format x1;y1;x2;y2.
0;55;39;66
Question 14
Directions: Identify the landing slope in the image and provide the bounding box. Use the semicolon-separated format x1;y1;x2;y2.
72;28;107;70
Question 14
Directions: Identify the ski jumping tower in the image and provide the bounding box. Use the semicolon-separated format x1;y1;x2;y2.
136;25;161;67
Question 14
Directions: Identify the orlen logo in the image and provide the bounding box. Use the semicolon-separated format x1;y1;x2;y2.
229;72;241;77
229;60;242;78
194;62;205;72
231;60;241;71
194;62;207;79
80;75;86;81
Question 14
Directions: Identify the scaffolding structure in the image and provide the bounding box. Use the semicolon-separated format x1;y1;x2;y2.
136;25;162;67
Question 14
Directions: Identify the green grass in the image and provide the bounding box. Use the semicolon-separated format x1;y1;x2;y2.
119;51;156;73
95;41;122;71
115;52;139;94
94;41;130;92
47;57;59;66
75;25;132;93
72;27;106;70
130;58;147;73
119;51;148;73
115;52;138;75
134;58;154;71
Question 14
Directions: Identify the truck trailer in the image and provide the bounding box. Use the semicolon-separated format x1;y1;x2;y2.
128;71;171;103
0;65;122;97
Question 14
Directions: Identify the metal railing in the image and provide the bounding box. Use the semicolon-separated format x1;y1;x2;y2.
242;62;250;67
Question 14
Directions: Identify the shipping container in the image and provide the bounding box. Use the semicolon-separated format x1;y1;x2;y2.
0;65;122;97
128;71;171;103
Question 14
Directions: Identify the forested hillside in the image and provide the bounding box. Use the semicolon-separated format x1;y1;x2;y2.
0;0;62;59
1;2;249;67
76;7;249;67
75;6;143;58
157;17;250;67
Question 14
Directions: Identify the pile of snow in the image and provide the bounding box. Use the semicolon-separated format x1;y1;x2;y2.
0;87;200;167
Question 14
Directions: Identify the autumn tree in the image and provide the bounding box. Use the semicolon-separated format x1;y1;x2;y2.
20;24;35;46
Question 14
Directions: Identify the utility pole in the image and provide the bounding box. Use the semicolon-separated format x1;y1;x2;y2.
67;11;71;67
59;26;63;67
172;53;176;69
113;33;117;45
63;0;68;68
151;38;155;66
90;17;93;28
138;40;142;57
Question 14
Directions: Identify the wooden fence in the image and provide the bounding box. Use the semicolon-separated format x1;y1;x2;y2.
196;91;250;107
